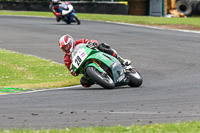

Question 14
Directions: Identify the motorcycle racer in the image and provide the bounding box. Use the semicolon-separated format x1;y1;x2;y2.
50;0;73;22
59;34;131;87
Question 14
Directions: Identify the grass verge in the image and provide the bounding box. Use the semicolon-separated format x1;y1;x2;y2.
0;10;200;28
0;49;80;89
0;121;200;133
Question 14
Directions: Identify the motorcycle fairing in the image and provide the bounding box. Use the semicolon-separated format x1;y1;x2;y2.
110;60;129;86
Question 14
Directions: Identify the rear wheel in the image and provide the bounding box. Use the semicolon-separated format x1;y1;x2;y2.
86;67;114;89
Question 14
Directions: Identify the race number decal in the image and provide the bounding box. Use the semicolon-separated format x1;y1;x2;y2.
72;48;88;69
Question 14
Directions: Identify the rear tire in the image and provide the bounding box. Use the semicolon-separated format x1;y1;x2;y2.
86;67;114;89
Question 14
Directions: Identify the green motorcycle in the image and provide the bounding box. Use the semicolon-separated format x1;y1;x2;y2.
72;44;143;89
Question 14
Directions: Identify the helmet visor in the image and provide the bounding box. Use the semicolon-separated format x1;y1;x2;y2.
61;39;73;53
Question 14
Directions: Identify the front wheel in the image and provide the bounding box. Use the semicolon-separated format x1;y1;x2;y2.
72;14;80;25
86;67;114;89
127;68;143;87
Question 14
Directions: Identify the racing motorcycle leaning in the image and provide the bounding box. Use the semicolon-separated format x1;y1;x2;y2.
56;2;80;25
72;43;143;89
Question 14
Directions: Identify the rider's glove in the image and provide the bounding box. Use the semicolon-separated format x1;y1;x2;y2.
70;70;79;77
86;42;98;49
53;12;61;16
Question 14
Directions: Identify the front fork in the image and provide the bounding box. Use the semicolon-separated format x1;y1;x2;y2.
123;65;135;73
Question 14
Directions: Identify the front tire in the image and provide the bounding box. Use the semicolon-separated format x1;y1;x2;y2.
127;68;143;87
86;67;114;89
72;14;80;25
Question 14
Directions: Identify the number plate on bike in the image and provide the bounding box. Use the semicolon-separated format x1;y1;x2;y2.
72;48;88;69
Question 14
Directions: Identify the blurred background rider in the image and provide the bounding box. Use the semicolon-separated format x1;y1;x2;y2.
50;0;73;22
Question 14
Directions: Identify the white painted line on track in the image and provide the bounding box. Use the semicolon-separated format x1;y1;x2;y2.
83;19;200;34
0;85;82;96
107;111;200;116
109;111;159;115
75;110;200;117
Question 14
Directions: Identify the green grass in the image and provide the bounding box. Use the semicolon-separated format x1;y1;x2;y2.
0;49;80;89
0;10;200;28
1;121;200;133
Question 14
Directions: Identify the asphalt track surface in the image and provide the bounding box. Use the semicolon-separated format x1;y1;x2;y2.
0;16;200;129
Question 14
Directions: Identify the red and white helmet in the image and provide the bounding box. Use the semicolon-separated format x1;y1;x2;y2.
59;34;75;54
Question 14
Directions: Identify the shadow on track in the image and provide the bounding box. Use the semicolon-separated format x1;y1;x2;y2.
49;23;81;25
65;86;134;91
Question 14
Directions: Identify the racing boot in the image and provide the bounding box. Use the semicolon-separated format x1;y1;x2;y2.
56;15;62;22
97;43;131;66
117;56;131;66
80;76;94;87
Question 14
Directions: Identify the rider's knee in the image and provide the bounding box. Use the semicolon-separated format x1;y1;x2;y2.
80;76;93;87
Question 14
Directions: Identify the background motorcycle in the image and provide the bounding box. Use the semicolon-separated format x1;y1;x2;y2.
72;44;143;89
58;3;80;25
